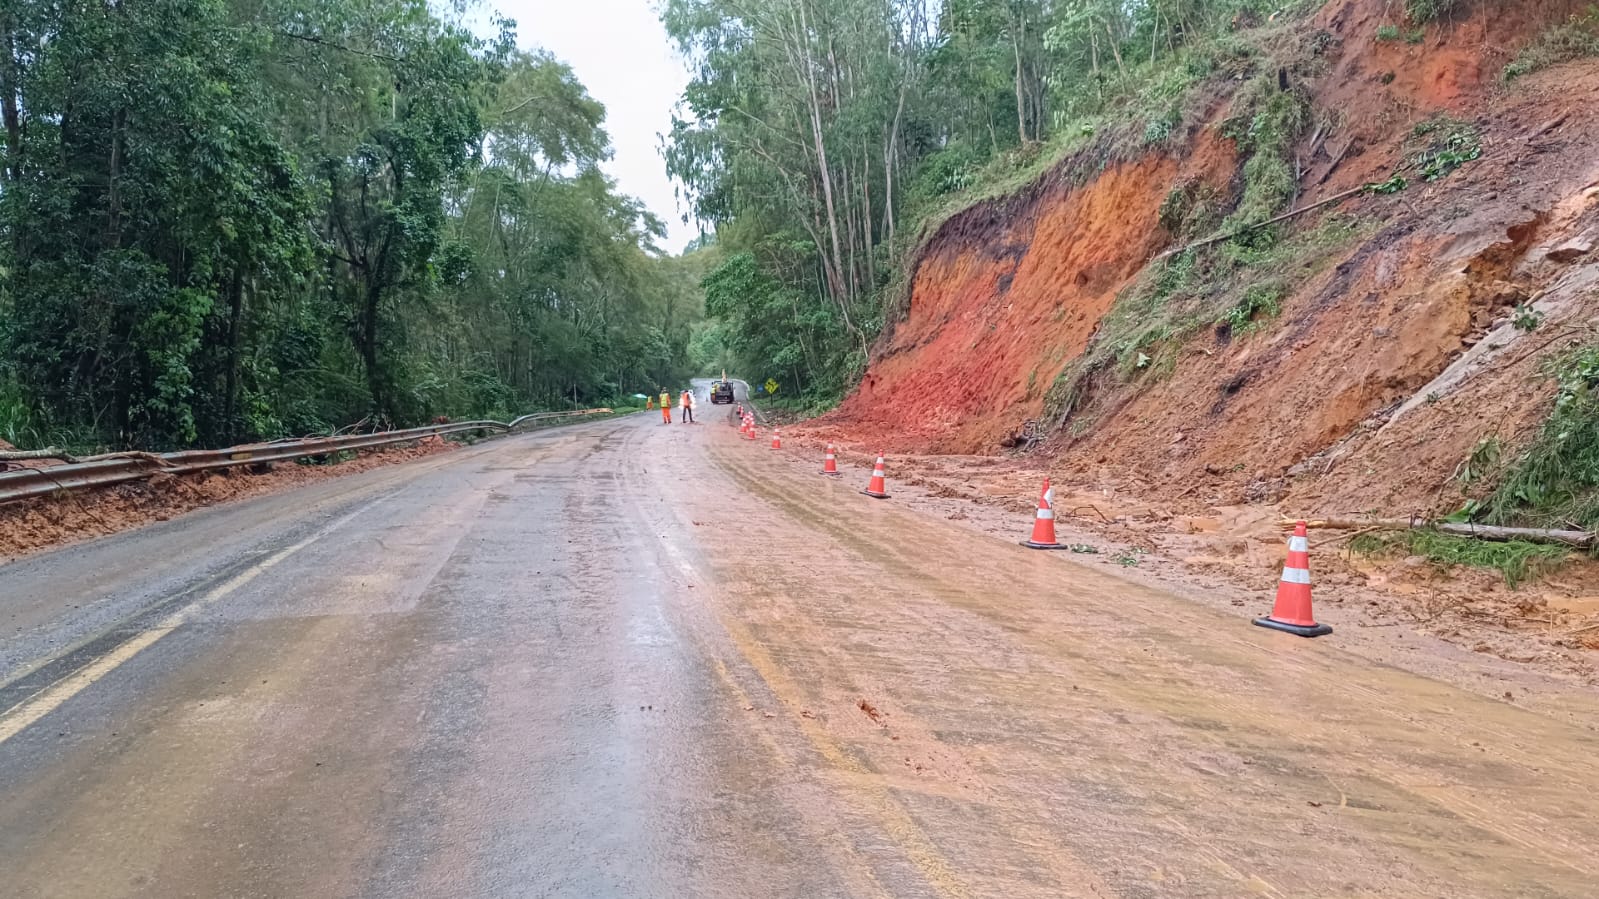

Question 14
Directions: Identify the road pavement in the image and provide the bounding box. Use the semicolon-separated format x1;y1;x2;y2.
2;405;1598;897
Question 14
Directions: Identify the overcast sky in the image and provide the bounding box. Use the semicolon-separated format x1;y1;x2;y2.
480;0;699;253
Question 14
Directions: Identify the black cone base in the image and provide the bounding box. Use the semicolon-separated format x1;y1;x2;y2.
1253;616;1332;638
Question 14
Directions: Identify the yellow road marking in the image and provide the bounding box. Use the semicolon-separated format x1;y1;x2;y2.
0;508;363;746
0;627;173;744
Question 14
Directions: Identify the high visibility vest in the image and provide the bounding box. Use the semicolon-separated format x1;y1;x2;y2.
659;392;671;408
681;391;691;408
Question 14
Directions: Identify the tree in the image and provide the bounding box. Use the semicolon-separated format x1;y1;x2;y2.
663;0;1282;403
0;0;696;450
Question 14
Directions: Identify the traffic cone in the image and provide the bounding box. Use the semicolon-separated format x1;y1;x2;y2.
861;453;889;499
822;443;841;476
1253;522;1332;638
1020;478;1067;549
744;418;756;440
771;430;782;450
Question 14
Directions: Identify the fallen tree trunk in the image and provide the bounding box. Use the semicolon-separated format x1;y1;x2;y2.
1283;518;1594;549
0;448;175;467
0;447;82;464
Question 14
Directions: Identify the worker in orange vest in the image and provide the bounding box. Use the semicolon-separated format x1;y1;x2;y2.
681;389;696;424
659;390;672;424
645;395;654;411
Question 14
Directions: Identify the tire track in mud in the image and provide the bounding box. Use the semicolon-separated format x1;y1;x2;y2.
616;420;963;899
702;432;1599;896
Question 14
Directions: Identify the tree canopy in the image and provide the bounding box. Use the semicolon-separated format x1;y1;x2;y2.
0;0;699;450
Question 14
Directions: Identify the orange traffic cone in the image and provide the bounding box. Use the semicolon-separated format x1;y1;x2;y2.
771;430;782;450
1021;478;1067;549
861;453;889;499
745;418;756;440
1254;522;1332;638
822;443;841;476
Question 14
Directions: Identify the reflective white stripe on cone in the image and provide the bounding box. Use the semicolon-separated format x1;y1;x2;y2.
1022;478;1066;549
1254;521;1331;638
862;454;889;498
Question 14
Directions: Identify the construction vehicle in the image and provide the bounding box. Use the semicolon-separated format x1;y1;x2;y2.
710;372;735;405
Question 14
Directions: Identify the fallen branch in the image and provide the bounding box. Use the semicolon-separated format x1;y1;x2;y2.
74;451;175;467
1284;517;1593;549
0;448;82;464
1068;504;1113;524
1314;525;1384;549
1154;182;1373;262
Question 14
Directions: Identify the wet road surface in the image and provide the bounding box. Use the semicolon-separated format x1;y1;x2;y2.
3;398;1599;897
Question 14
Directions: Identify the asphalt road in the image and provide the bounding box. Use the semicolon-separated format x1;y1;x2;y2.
3;395;1599;898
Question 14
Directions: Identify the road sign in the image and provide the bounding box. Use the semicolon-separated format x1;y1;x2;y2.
764;378;779;396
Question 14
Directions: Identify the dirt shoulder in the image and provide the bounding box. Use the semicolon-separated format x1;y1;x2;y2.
765;425;1599;723
0;438;458;563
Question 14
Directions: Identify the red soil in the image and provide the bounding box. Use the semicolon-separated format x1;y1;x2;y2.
825;135;1238;455
0;439;457;561
815;0;1599;525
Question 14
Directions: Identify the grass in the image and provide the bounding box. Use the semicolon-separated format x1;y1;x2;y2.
1159;180;1225;240
1503;9;1599;81
0;378;42;449
1042;214;1369;430
1485;343;1599;532
1218;73;1310;231
1363;116;1481;198
1405;0;1463;23
752;392;840;418
1349;529;1567;587
0;376;105;454
881;27;1282;321
1222;281;1288;335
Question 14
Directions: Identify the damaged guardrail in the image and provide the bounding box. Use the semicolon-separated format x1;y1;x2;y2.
0;408;613;506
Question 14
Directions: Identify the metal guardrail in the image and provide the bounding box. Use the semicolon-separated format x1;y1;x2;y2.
0;408;613;506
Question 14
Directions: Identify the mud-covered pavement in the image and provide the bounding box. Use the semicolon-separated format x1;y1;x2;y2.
3;401;1599;898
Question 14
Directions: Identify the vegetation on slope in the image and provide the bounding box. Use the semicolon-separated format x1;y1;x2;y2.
662;0;1325;406
1484;342;1599;535
1502;6;1599;81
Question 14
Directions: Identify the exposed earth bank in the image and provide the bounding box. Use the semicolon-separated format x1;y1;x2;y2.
789;0;1599;676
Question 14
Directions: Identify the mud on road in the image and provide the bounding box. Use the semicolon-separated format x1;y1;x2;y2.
2;411;1598;897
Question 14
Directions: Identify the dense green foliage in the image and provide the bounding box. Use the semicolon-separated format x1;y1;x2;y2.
1349;529;1567;588
1486;344;1599;533
0;0;696;450
662;0;1318;404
